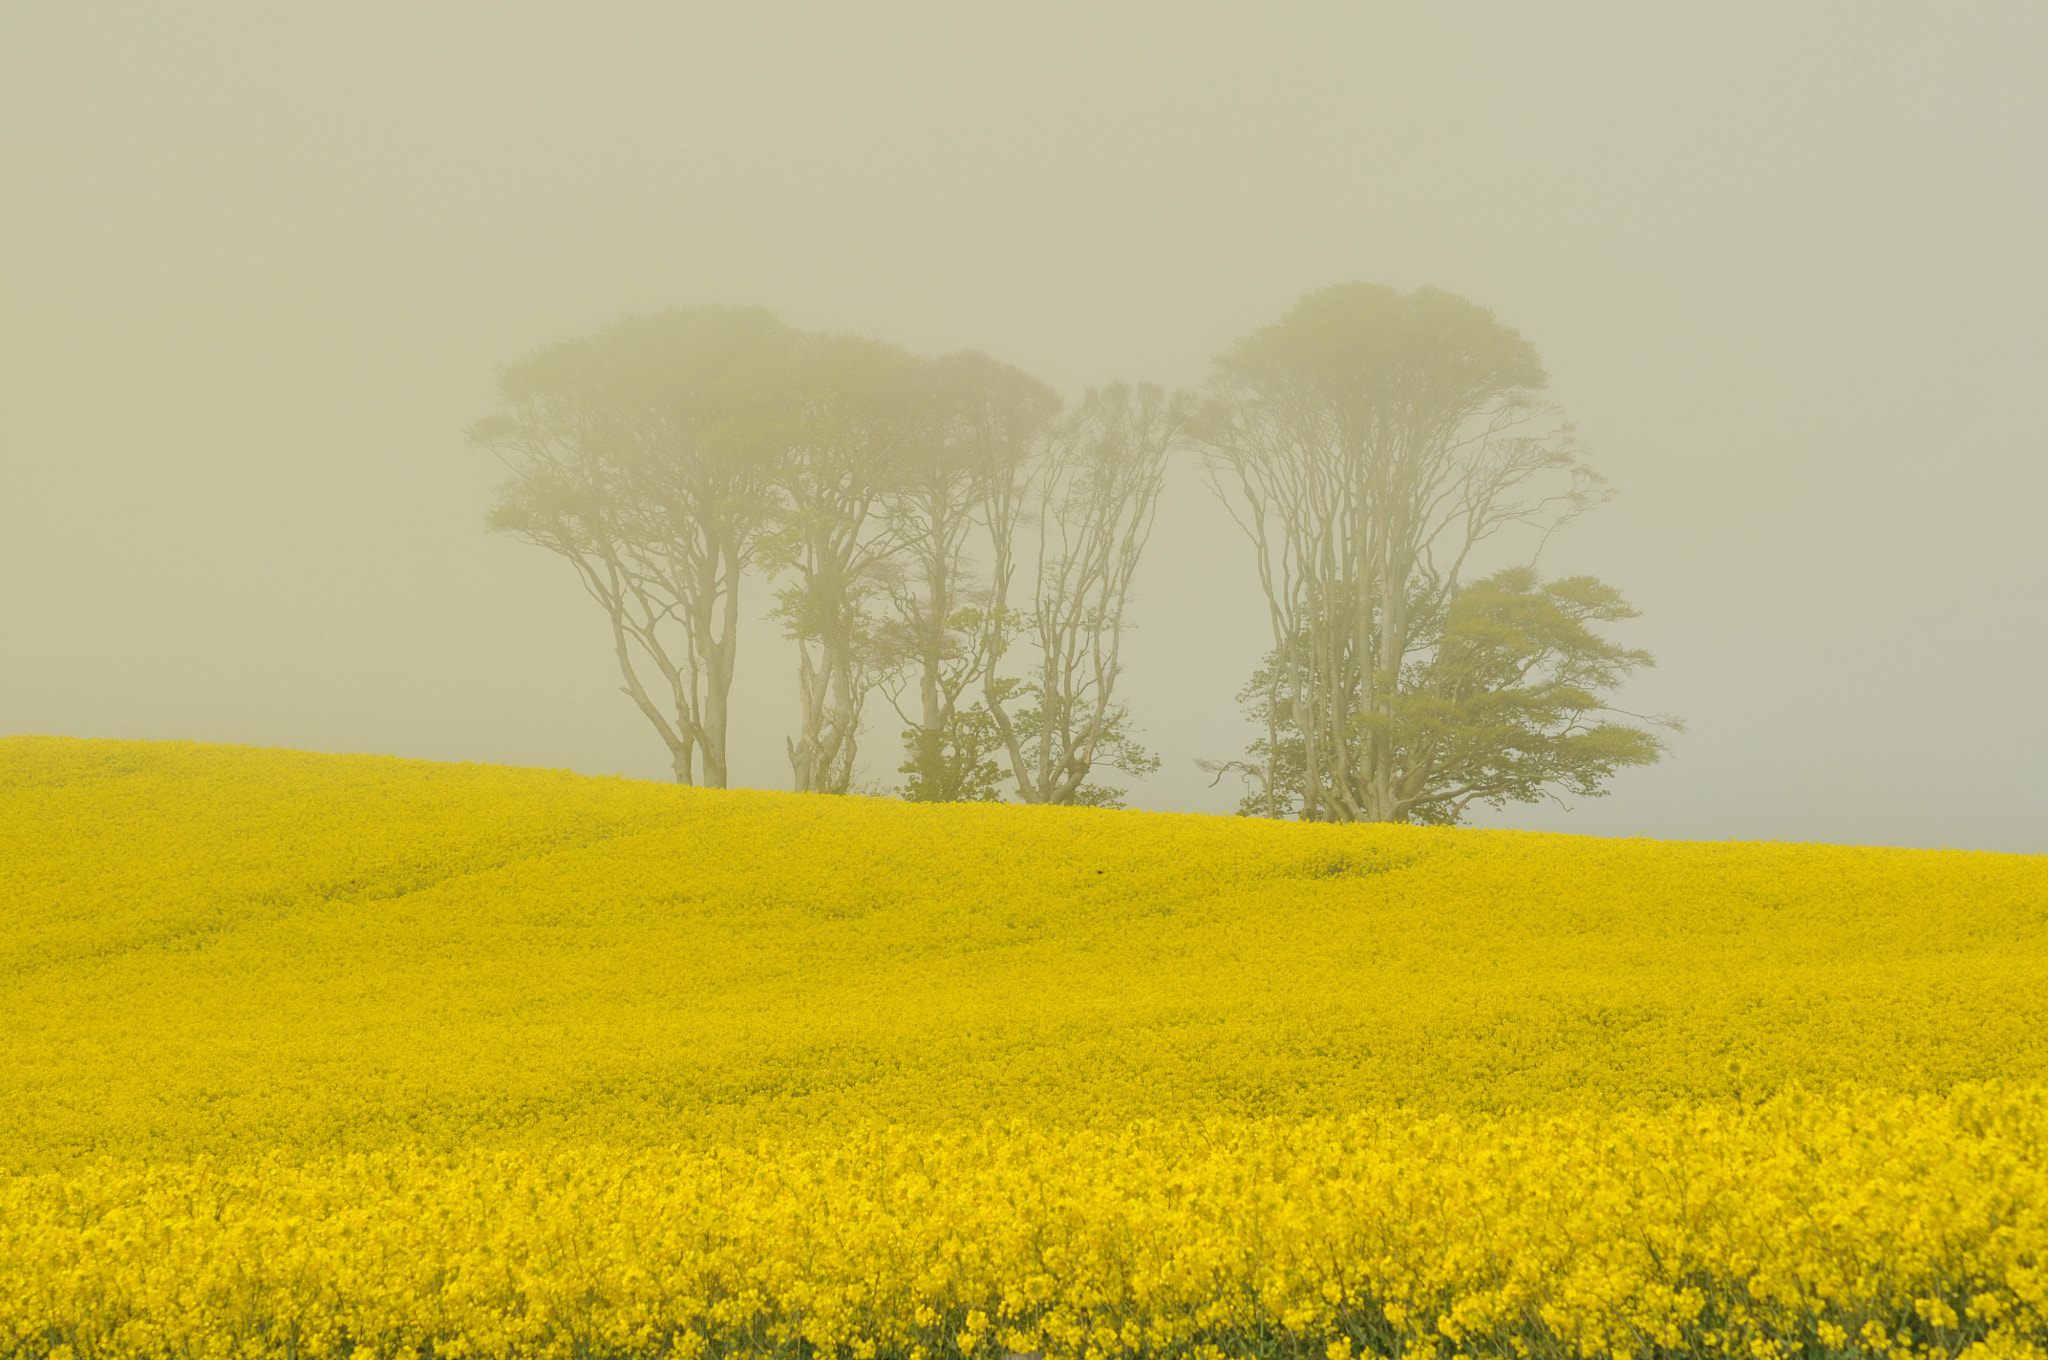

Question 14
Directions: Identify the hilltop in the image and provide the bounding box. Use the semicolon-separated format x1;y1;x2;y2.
3;735;2044;1169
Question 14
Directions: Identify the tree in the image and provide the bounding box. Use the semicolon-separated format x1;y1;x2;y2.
984;382;1186;806
761;332;924;795
1204;567;1676;822
881;351;1062;802
1191;282;1668;821
471;307;792;786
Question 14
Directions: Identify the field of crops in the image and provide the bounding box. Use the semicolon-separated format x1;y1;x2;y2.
3;735;2046;1360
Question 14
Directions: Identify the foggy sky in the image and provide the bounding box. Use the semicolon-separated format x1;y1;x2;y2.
4;3;2044;852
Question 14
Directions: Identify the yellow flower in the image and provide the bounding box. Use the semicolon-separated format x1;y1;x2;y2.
2;737;2046;1356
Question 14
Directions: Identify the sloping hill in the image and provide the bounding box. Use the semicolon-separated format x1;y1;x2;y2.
4;735;2046;1170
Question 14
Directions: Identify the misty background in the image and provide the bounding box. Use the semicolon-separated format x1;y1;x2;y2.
4;4;2043;852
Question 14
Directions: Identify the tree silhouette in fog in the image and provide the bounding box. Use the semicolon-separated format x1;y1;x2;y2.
1193;284;1677;822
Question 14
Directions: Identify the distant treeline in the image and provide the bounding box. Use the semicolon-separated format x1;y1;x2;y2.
472;283;1676;821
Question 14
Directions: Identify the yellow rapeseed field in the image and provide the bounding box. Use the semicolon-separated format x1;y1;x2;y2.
2;735;2045;1360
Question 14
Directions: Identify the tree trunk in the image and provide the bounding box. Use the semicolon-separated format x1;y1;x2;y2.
787;641;827;793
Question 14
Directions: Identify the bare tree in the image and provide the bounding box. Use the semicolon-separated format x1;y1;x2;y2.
881;352;1061;801
1192;283;1650;822
763;333;923;794
471;307;791;786
985;382;1186;806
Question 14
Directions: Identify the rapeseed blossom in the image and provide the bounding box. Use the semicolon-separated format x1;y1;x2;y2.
3;1094;2045;1360
2;736;2045;1357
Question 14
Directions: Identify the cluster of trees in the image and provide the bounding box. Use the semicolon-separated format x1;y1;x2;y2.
473;284;1677;822
1189;284;1678;823
471;309;1174;805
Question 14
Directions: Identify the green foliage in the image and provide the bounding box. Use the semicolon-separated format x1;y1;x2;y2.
898;702;1008;803
1213;567;1676;823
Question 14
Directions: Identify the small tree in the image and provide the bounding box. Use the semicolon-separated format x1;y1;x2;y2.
896;702;1008;803
471;307;791;786
985;382;1186;807
1204;567;1676;822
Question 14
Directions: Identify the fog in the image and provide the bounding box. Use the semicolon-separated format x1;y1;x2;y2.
4;4;2043;851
